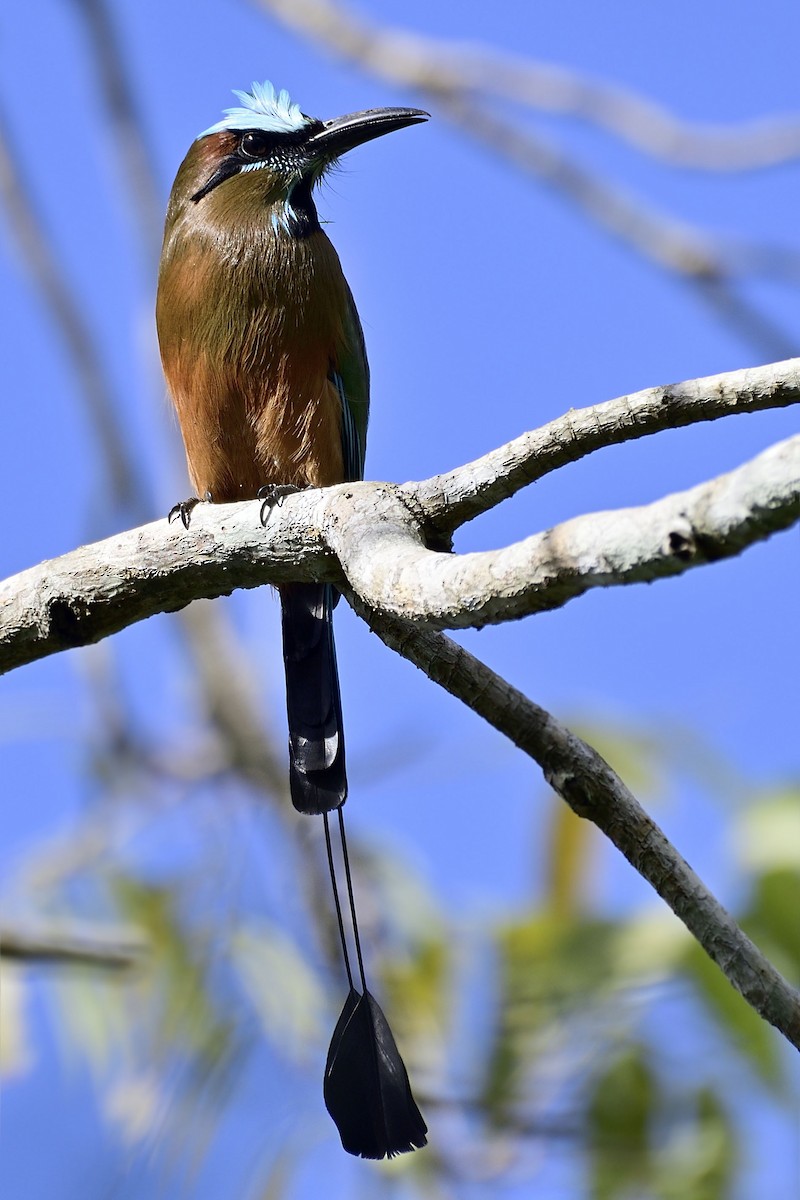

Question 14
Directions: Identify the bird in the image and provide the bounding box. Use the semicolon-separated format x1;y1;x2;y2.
156;81;428;1159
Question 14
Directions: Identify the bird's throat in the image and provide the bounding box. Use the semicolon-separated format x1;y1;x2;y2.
272;177;320;239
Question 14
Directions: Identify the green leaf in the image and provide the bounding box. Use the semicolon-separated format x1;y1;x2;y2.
230;923;325;1060
654;1087;736;1200
0;965;32;1078
112;877;237;1073
586;1045;655;1200
381;935;449;1044
54;970;131;1078
741;868;800;981
481;913;618;1122
544;797;596;917
733;789;800;873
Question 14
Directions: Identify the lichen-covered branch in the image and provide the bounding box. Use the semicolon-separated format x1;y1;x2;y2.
1;368;798;673
336;432;800;628
414;357;800;533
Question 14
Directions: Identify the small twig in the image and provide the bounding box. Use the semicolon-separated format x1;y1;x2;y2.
413;357;800;533
1;402;797;670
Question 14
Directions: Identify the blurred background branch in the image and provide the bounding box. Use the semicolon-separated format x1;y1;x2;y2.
256;0;800;358
258;0;800;172
1;921;144;968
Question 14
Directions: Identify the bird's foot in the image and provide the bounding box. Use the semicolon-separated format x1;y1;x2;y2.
258;483;304;526
168;491;213;529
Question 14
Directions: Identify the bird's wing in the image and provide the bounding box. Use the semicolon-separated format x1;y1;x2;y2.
330;282;370;483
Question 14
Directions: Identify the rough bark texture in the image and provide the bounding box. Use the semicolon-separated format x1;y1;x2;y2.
1;359;798;672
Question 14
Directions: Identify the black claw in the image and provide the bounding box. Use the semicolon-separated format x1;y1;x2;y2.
168;492;212;529
258;483;303;526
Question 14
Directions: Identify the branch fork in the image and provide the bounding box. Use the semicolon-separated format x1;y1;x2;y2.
2;358;800;1049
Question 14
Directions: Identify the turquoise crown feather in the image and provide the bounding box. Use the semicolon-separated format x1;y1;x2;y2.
199;81;310;138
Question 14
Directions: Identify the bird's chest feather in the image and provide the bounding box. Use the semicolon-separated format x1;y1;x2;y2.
158;220;349;499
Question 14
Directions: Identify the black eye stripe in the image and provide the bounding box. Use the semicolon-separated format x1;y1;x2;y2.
191;158;240;202
235;121;325;162
192;120;328;202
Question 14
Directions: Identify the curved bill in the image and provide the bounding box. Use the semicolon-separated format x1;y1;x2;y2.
305;106;429;161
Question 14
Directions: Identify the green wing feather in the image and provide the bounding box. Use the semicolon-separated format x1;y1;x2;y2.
331;282;370;483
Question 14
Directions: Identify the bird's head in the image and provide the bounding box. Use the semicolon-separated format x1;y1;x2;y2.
167;81;428;236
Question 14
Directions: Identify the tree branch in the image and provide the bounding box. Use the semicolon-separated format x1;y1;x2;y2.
414;357;800;533
338;433;800;628
70;0;163;262
358;612;800;1050
1;392;798;673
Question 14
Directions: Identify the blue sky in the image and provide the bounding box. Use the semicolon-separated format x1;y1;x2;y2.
1;2;798;1197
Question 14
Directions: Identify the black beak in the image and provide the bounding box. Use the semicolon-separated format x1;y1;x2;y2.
305;107;429;161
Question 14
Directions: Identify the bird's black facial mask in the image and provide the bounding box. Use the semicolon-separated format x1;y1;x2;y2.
191;123;325;203
190;105;427;204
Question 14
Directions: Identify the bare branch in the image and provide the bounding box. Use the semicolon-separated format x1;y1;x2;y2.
432;90;800;293
0;496;331;674
359;613;800;1050
415;357;800;533
340;433;800;628
1;405;797;672
457;63;800;174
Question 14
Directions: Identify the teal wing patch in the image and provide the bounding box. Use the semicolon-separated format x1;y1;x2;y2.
331;370;364;484
330;283;370;483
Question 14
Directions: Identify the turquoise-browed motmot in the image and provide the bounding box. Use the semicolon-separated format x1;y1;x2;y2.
156;82;428;1158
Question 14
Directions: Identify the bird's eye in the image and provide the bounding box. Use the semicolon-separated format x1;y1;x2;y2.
240;131;272;159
